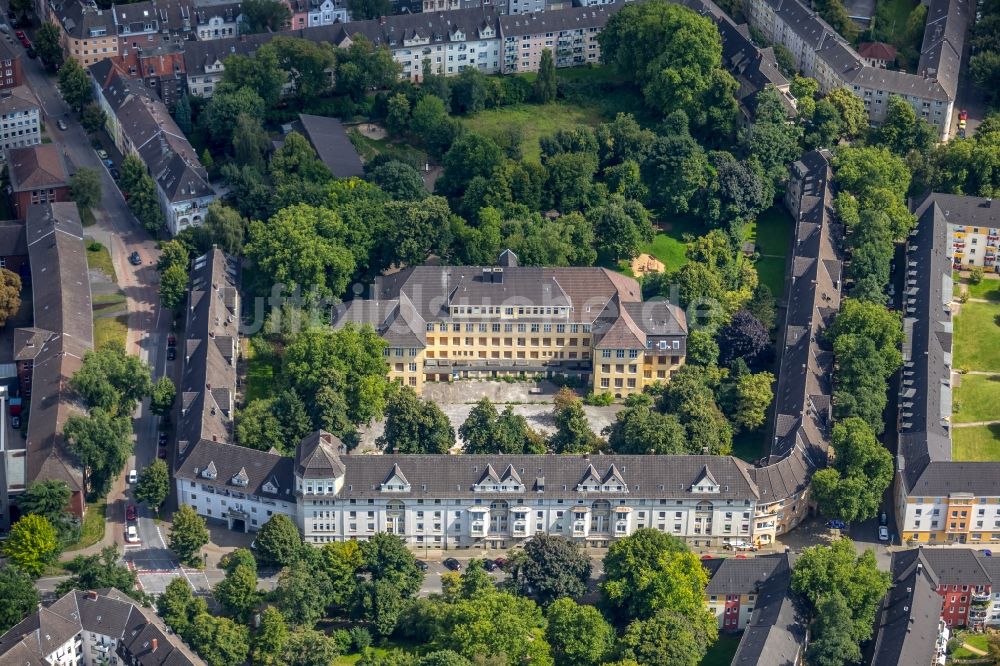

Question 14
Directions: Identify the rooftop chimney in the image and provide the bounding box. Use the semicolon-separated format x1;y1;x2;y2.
151;639;158;652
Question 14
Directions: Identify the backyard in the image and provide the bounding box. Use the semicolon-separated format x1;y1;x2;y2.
953;278;1000;461
748;205;794;297
700;634;742;666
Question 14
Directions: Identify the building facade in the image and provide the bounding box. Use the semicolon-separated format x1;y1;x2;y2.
51;1;120;66
895;193;1000;546
0;86;41;158
6;145;70;219
177;429;770;549
334;251;687;398
499;5;608;72
0;589;202;665
744;0;965;138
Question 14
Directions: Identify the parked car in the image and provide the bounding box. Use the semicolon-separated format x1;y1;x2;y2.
167;335;176;347
959;109;969;121
109;166;120;180
158;431;168;445
167;347;176;361
125;525;139;543
443;557;461;571
157;448;167;460
826;519;847;530
96;148;109;160
493;557;508;570
481;559;496;571
103;158;114;168
415;560;429;571
25;47;34;58
57;119;67;131
878;526;889;541
879;512;888;526
126;504;137;521
0;24;9;34
13;29;23;39
10;415;20;429
127;469;137;484
129;251;142;266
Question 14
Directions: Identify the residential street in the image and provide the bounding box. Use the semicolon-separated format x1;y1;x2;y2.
12;28;173;564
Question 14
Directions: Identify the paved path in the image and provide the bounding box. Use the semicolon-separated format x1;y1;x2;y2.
953;420;1000;427
960;642;988;657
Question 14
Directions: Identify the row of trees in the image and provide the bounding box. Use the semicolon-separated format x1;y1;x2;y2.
168;523;721;666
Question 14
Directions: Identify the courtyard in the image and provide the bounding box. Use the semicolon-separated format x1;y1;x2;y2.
952;277;1000;461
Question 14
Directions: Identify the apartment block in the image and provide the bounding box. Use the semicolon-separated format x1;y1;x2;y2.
334;250;686;397
177;428;769;549
499;5;610;72
894;193;1000;546
0;86;41;158
6;144;70;218
744;0;967;138
90;59;215;235
0;588;202;665
194;0;243;39
0;40;24;90
51;1;120;66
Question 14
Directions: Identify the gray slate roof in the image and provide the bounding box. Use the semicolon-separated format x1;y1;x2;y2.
867;549;945;666
297;114;364;179
731;553;805;666
704;553;786;595
175;249;239;464
21;203;93;494
0;589;202;665
898;193;956;492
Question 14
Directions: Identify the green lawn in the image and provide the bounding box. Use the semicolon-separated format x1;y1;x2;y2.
63;499;106;553
347;130;428;168
748;206;794;297
637;215;707;273
954;374;1000;423
701;633;742;666
93;291;128;350
956;277;1000;302
953;424;1000;461
244;338;279;404
460;102;604;163
732;430;765;464
955;301;1000;373
85;240;117;281
951;632;989;659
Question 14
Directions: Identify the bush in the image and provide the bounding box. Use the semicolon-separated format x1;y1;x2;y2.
349;626;372;652
332;629;352;653
583;391;615;406
970;266;985;284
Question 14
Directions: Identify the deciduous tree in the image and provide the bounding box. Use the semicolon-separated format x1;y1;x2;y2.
58;60;93;112
509;534;591;606
169;505;209;566
534;48;557;104
135;459;170;510
34;22;64;70
806;592;862;666
0;565;39;632
545;598;613;666
377;387;455;454
604;396;687;454
811;417;893;523
241;0;291;32
548;388;600;454
70;168;102;211
0;267;20;327
253;606;289;665
64;408;133;496
618;609;717;666
214;562;260;622
3;514;60;577
255;514;302;567
360;532;424;598
57;546;137;596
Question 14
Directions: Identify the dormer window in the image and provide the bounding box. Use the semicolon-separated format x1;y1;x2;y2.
201;461;217;480
381;464;411;492
262;480;277;494
231;467;249;487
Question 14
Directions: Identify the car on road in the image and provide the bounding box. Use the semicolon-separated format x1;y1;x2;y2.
110;166;120;180
481;559;497;571
443;557;461;571
103;158;114;168
96;148;109;160
126;504;137;521
10;415;20;429
168;335;176;347
57;119;67;130
157;448;167;460
167;347;176;361
879;512;888;526
128;469;137;484
126;525;139;543
158;431;168;445
878;526;889;541
13;29;23;39
25;47;34;58
416;560;429;571
129;251;142;266
0;24;9;34
826;519;847;530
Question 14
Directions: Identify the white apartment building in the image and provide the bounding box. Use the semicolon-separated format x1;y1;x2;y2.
0;589;201;665
176;430;767;550
308;0;348;25
0;86;41;159
744;0;965;138
194;1;243;40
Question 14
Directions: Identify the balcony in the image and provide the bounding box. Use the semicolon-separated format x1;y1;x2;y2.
573;521;587;537
470;520;488;538
972;594;991;606
615;521;629;535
